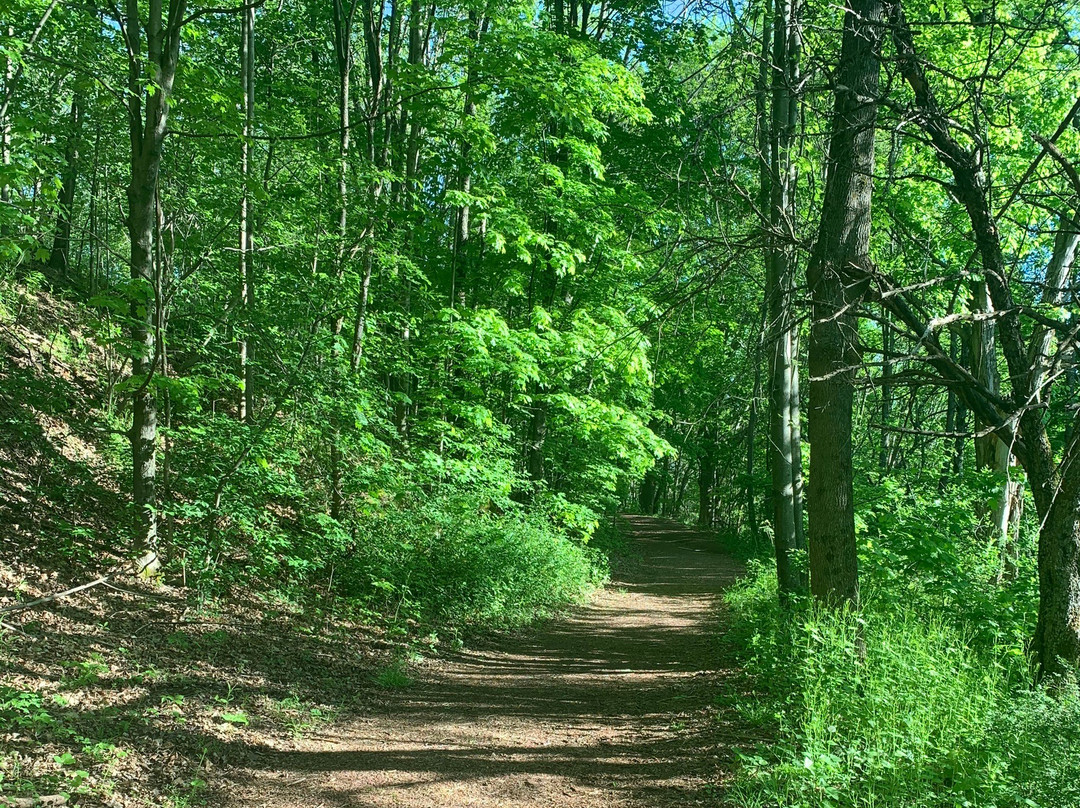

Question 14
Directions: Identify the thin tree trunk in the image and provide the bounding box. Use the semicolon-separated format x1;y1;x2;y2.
123;0;187;570
451;11;480;310
329;0;358;520
48;85;82;274
765;0;808;598
698;439;716;528
746;309;763;545
1;25;13;236
238;2;255;423
526;402;547;487
879;306;892;471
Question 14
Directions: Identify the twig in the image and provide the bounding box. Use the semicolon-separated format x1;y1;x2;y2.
0;575;111;617
0;621;35;639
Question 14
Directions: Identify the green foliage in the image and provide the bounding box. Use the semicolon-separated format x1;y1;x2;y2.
332;493;606;629
0;687;55;734
373;661;414;689
724;497;1080;808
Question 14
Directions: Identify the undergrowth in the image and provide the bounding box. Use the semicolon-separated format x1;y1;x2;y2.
723;472;1080;808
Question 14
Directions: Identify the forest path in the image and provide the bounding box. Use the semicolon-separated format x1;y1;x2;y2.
223;515;749;808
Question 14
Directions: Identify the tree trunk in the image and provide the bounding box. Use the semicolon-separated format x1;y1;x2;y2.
879;306;892;471
128;164;159;568
970;280;999;471
526;402;547;488
1;25;13;237
1035;465;1080;677
451;11;479;310
639;468;658;515
48;85;82;274
745;312;763;545
238;2;255;423
764;0;808;598
698;442;716;529
122;0;187;570
806;0;884;607
329;0;357;521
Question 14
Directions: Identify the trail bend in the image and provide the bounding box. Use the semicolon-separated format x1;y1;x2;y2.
224;515;748;808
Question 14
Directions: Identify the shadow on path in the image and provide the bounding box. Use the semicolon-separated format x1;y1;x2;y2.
221;515;753;808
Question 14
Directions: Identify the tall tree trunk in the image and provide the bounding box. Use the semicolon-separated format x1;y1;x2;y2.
329;0;358;520
451;11;479;310
746;308;763;546
765;0;808;599
805;0;884;607
975;291;1023;577
951;331;966;476
122;0;187;571
238;2;255;423
1;25;13;236
879;306;892;471
698;439;716;528
48;85;82;274
389;0;425;438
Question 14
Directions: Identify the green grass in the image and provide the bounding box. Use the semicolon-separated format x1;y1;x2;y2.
373;660;413;689
723;565;1080;808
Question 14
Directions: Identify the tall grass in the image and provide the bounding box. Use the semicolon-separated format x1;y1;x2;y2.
724;566;1080;808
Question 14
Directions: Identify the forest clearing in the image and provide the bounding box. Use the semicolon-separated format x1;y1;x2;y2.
3;0;1080;804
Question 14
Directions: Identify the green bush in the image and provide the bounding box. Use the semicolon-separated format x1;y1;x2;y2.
725;564;1080;808
335;496;605;629
149;406;606;633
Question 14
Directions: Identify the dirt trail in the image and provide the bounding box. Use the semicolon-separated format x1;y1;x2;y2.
223;515;748;808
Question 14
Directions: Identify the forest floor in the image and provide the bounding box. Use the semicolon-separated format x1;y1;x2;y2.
218;515;753;808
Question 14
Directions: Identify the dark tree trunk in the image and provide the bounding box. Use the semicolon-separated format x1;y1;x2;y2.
48;86;82;274
1035;468;1080;677
806;0;884;607
639;468;658;515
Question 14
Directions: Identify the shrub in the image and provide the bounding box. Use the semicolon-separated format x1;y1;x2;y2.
725;563;1080;808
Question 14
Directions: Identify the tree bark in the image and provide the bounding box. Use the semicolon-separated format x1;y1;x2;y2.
526;402;547;487
238;2;255;423
329;0;358;520
48;85;82;274
451;11;480;310
122;0;187;570
806;0;884;607
698;437;716;528
879;306;892;471
764;0;808;598
1;25;13;236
